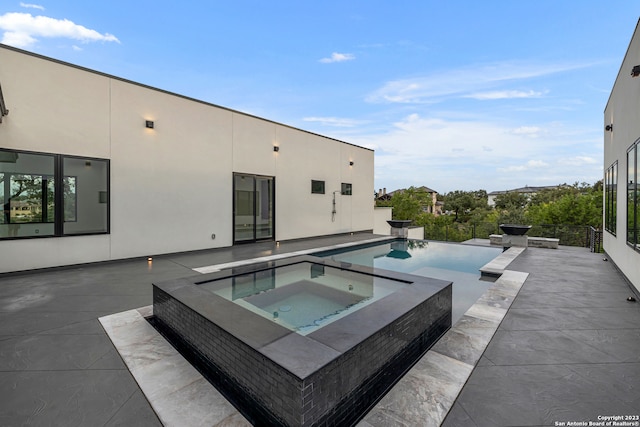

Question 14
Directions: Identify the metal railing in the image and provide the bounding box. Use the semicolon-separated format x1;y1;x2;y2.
422;222;600;248
589;226;603;253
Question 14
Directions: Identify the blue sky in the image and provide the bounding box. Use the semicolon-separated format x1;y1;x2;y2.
1;1;640;193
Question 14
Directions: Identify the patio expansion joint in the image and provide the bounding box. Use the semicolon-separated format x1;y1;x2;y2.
99;263;528;427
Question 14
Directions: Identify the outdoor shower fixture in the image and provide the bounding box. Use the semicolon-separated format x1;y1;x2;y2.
0;83;8;123
332;190;340;222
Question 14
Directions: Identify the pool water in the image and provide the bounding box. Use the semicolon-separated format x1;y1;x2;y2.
198;262;408;335
318;240;501;323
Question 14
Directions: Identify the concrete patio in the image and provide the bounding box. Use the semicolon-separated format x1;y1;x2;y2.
1;234;638;426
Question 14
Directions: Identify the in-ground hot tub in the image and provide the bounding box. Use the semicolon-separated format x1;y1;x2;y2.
152;255;452;426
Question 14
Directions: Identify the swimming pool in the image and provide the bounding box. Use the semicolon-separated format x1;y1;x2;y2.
316;239;502;323
198;261;409;335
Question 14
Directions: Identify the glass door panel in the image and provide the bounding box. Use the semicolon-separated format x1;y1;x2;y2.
234;174;255;242
233;174;274;243
255;177;274;240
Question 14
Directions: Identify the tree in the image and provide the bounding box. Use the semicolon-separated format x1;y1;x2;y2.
494;192;529;210
443;190;486;222
388;186;433;221
525;182;603;227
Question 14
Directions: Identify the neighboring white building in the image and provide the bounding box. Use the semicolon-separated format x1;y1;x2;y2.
0;44;374;273
487;185;562;207
603;19;640;294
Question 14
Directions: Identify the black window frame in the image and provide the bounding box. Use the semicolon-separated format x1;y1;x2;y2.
311;180;325;194
341;183;352;196
0;148;110;240
605;161;617;235
627;141;639;251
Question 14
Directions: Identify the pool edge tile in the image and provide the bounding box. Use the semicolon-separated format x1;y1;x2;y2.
99;309;250;427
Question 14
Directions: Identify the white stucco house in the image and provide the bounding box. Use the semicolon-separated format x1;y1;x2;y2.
603;18;640;294
0;44;375;273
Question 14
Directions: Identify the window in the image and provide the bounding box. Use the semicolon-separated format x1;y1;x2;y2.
605;161;617;234
628;142;639;249
341;183;352;196
62;157;109;235
1;148;109;239
311;180;325;194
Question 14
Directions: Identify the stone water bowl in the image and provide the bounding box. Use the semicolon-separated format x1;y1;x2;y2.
387;220;412;228
499;224;532;235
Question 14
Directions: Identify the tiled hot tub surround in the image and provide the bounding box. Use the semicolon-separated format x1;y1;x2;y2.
152;255;452;427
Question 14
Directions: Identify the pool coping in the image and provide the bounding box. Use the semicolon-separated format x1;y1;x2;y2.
99;240;527;426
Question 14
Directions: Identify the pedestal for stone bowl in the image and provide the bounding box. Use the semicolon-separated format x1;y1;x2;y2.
499;224;532;249
387;220;412;238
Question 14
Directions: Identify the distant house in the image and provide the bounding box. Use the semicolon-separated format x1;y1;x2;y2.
487;185;562;207
376;186;442;216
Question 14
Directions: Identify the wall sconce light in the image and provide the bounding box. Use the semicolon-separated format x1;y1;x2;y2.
632;65;640;77
273;146;279;152
145;120;154;129
605;124;613;132
349;161;354;166
85;161;92;167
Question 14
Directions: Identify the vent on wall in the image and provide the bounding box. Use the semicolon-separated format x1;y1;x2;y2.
0;83;8;123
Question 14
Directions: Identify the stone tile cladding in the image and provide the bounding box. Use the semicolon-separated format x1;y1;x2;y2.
153;286;451;426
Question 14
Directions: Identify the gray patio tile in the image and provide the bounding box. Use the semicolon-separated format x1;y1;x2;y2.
511;289;634;308
475;356;494;366
456;364;638;427
440;402;479;427
0;334;124;371
567;362;640;408
499;307;640;331
37;318;105;335
515;274;630;294
7;294;153;313
482;330;621;365
565;329;640;363
0;311;108;335
104;390;162;427
0;370;139;427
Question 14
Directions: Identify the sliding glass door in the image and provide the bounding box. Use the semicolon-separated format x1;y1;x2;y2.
233;174;274;243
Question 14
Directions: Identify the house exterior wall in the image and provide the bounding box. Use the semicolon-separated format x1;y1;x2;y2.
0;45;374;273
604;19;640;293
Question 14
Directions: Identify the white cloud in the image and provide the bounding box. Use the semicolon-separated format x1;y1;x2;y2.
20;3;45;11
465;89;547;100
498;159;549;172
558;156;598;166
366;61;590;104
511;126;544;138
0;12;119;48
319;52;355;63
335;113;600;192
303;116;366;127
